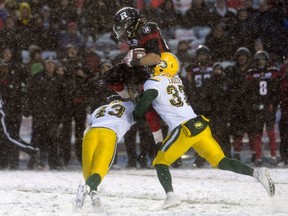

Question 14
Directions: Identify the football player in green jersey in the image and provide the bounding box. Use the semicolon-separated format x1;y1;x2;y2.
133;52;275;209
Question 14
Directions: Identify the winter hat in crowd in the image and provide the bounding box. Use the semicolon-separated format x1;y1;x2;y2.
45;55;57;63
0;59;8;67
67;22;78;30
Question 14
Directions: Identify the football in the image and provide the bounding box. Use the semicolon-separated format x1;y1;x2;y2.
132;48;146;59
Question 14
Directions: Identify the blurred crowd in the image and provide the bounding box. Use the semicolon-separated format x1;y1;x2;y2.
0;0;287;170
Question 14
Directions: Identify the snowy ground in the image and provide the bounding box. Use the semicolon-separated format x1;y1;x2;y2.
1;166;287;216
2;117;285;215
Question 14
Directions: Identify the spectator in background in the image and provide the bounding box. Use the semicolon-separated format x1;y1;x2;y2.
0;54;23;169
253;37;264;54
226;47;253;161
0;16;22;62
246;50;280;167
51;0;79;31
229;8;258;52
184;0;214;28
203;63;232;157
81;0;117;37
82;41;101;77
59;22;83;57
26;56;62;170
140;2;158;23
279;56;288;166
25;46;44;78
3;0;18;19
226;0;245;9
175;40;193;78
15;2;33;52
256;0;283;64
59;44;89;165
29;14;46;49
244;0;260;36
0;59;38;169
154;0;178;39
209;0;237;30
40;5;52;30
205;22;235;62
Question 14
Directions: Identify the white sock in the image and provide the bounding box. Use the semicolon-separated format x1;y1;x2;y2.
117;88;130;99
253;169;259;179
166;192;176;199
152;129;163;143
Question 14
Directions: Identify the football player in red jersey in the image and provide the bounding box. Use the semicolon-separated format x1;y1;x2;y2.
103;7;181;166
246;50;280;167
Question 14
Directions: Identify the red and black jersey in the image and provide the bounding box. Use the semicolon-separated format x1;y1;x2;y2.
246;66;280;110
104;22;170;133
126;22;170;54
104;22;170;90
184;65;213;114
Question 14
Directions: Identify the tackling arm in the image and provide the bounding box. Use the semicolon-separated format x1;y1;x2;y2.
133;89;158;121
138;53;161;67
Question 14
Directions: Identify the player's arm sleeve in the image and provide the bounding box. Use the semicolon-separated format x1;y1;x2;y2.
133;89;158;121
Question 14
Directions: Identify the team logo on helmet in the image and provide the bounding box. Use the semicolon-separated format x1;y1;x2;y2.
119;12;129;20
194;121;203;129
142;26;151;34
158;60;167;69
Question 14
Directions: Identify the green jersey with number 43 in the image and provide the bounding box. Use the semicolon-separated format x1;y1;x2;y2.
89;100;135;140
144;75;197;133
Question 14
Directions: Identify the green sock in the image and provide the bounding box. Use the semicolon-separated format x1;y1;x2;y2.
86;173;101;192
218;157;254;176
155;164;173;193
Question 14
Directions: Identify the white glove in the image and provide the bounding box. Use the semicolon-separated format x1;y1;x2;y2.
123;49;134;67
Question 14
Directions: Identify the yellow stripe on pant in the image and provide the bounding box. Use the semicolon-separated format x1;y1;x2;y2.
153;126;225;168
82;127;117;181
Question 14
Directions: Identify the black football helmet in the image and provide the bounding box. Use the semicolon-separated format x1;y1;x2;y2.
254;50;269;60
113;7;141;42
107;94;123;103
235;47;251;57
196;45;210;56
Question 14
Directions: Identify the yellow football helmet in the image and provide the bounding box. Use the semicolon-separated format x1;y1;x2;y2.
153;52;180;77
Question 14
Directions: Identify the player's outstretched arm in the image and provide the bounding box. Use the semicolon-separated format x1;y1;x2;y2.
133;89;158;121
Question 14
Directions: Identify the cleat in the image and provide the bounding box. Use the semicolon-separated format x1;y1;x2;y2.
162;192;181;209
250;154;256;163
90;190;101;207
269;157;277;167
74;184;90;209
172;158;182;168
255;168;275;197
111;164;122;170
254;159;262;167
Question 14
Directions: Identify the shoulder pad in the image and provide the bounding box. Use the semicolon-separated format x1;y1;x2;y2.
267;66;279;71
206;67;213;73
247;68;256;73
148;77;161;82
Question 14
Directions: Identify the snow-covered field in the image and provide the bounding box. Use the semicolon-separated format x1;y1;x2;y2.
1;167;287;216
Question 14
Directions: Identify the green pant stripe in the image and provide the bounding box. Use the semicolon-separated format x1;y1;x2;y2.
108;138;118;169
162;127;181;151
